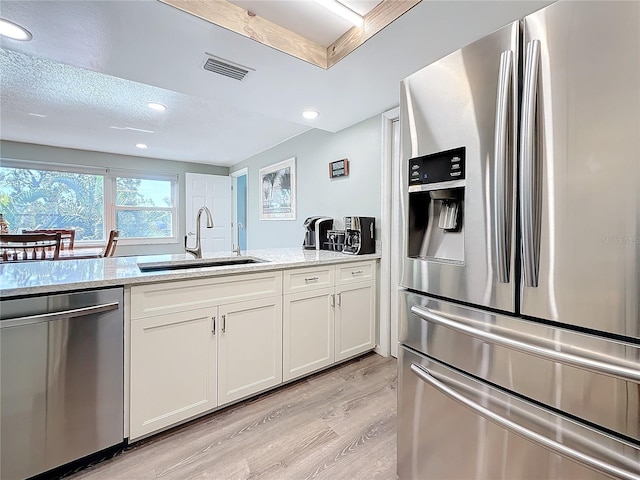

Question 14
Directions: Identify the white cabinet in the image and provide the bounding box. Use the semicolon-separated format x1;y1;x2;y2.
335;281;376;361
283;287;335;381
283;260;376;381
129;307;217;440
129;271;282;440
218;297;282;405
129;261;376;440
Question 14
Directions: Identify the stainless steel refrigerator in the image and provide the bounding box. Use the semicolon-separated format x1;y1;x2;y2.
397;1;640;479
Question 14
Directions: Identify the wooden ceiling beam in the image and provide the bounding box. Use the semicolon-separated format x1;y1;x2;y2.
327;0;422;68
159;0;328;69
158;0;422;70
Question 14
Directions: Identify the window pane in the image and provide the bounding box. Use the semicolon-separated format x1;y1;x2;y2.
0;166;104;241
116;210;173;238
116;178;172;207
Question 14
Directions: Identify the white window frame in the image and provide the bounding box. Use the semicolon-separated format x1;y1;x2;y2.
107;169;179;246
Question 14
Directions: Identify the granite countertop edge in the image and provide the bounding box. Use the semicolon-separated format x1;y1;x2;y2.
0;248;381;298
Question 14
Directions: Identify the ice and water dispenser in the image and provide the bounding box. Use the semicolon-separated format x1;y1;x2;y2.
407;147;465;263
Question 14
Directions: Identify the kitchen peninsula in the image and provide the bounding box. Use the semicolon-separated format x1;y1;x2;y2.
0;247;380;478
0;248;379;298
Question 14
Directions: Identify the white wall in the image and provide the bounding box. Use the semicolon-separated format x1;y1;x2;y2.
1;140;229;256
231;114;382;249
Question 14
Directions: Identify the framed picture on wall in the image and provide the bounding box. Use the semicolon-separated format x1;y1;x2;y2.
259;157;296;220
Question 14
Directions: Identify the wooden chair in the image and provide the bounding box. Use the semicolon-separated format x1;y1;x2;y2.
22;228;75;250
0;233;62;262
102;230;120;257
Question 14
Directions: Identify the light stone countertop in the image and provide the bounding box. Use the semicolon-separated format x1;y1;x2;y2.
0;248;381;298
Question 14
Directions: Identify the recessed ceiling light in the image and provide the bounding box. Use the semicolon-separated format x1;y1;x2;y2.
28;113;47;118
0;18;32;41
136;143;148;149
302;110;319;120
313;0;364;27
147;102;167;112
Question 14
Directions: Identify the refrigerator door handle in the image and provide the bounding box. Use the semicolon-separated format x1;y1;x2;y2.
410;363;640;480
410;305;640;383
520;39;542;287
493;49;514;283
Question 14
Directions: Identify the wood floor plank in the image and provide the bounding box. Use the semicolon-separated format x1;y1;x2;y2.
67;352;398;480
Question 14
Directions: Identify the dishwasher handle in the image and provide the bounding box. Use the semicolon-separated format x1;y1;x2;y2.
0;302;120;329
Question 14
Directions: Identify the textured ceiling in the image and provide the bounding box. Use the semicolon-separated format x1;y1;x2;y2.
0;48;309;165
0;0;553;166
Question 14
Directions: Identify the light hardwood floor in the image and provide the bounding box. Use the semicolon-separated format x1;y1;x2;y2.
68;353;398;480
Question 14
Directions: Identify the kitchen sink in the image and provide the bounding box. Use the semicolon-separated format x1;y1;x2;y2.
137;257;266;272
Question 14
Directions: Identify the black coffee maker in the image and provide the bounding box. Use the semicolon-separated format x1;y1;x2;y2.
343;216;375;255
302;217;333;250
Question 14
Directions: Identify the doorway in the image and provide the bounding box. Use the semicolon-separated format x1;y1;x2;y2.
231;168;248;251
380;107;400;358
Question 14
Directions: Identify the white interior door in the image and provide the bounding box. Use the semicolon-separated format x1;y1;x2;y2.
185;173;232;254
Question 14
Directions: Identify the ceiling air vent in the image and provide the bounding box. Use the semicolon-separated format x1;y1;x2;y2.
202;54;254;81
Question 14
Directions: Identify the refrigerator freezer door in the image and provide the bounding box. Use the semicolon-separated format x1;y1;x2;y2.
400;21;519;313
400;291;640;442
398;346;640;480
520;1;640;338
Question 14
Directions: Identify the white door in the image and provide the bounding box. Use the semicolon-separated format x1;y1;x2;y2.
185;173;232;254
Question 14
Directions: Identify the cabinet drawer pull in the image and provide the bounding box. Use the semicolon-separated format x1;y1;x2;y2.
211;316;216;335
304;276;319;282
222;314;226;333
351;270;364;275
336;293;342;306
330;294;335;307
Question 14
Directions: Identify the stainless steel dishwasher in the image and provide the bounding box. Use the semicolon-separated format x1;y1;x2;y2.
1;287;124;480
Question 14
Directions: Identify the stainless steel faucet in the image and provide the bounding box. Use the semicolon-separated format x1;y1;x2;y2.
185;206;214;258
233;244;241;256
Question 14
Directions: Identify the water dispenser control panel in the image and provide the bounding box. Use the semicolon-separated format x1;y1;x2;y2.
409;147;465;187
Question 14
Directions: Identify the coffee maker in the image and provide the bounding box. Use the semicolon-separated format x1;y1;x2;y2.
302;217;333;250
343;216;375;255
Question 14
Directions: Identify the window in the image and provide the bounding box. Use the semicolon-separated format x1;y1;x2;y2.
0;163;105;241
111;174;177;241
0;161;178;245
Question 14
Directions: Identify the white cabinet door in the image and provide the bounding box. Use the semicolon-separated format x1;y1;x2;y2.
335;281;376;362
283;287;335;382
218;297;283;405
129;308;217;440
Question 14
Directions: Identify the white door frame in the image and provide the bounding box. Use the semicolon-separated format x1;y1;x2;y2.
376;107;400;358
231;167;248;250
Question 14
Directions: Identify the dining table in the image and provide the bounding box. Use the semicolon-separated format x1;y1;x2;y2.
58;247;104;260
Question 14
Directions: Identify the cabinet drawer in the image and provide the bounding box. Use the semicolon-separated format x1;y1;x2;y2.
335;261;376;285
131;271;283;319
284;266;334;294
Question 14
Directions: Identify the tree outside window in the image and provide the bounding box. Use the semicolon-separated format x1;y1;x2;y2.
0;164;177;243
0;166;104;240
